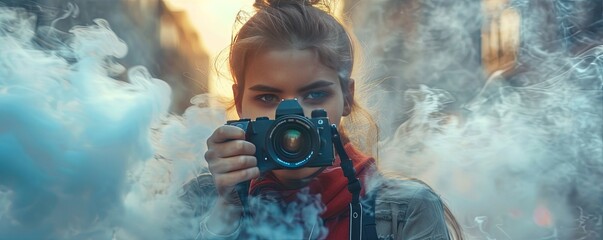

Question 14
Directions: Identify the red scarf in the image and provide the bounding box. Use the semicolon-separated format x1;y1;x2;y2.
249;143;376;239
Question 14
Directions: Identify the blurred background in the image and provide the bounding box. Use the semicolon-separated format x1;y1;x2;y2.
2;0;600;114
0;0;601;239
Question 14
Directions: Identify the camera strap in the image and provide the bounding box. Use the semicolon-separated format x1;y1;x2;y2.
331;124;378;240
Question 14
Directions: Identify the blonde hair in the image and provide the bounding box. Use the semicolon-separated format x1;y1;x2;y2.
227;0;378;155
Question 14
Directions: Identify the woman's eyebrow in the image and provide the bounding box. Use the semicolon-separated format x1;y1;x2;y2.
248;84;282;93
247;80;334;93
298;80;334;93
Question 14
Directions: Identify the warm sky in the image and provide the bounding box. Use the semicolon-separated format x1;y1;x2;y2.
163;0;255;99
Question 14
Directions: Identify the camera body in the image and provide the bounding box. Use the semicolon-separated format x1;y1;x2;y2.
227;99;334;173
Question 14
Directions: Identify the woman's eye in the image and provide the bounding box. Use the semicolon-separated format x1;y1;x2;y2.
303;91;330;102
256;94;279;104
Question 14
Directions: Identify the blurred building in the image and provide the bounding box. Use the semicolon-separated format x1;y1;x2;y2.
341;1;602;239
1;0;210;114
518;0;603;57
156;2;210;113
342;0;483;129
341;0;602;125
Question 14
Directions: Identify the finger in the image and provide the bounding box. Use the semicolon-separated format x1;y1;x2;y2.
214;167;260;190
207;125;246;146
208;155;257;174
213;140;256;158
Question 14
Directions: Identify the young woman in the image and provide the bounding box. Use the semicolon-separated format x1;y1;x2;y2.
183;0;463;239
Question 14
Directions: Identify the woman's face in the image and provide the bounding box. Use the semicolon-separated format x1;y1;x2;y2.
235;48;352;181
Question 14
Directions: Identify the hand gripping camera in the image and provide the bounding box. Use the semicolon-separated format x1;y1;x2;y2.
227;99;334;173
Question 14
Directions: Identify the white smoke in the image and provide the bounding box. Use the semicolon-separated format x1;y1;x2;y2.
242;189;328;239
0;5;323;240
0;6;216;240
355;0;603;239
1;1;602;240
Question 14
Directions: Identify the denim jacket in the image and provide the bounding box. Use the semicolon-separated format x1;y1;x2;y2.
181;173;451;240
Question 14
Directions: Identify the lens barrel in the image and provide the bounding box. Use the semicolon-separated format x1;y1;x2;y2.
266;115;319;168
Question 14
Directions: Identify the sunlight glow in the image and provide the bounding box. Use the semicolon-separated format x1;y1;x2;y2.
163;0;254;102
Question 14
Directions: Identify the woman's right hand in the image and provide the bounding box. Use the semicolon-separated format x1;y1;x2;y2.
204;125;260;205
201;125;260;236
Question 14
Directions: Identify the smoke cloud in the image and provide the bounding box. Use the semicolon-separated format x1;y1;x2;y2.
0;6;197;240
1;1;602;240
357;0;603;239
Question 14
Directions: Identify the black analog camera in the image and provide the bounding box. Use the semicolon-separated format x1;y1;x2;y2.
227;99;334;173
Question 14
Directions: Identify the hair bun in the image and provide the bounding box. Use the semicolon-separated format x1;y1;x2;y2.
253;0;322;10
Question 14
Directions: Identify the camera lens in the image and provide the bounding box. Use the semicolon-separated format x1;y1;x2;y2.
273;125;311;160
282;129;303;154
267;115;319;168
